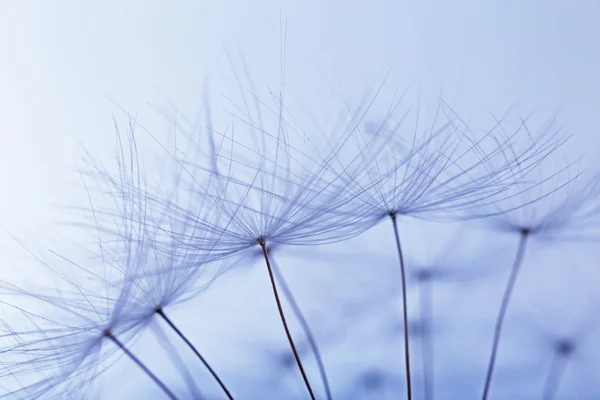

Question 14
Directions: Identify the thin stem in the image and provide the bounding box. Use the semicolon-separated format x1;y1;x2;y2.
105;330;179;400
418;278;434;400
156;309;234;400
270;256;333;400
151;320;204;399
541;353;569;400
481;230;530;400
260;242;316;400
390;214;412;400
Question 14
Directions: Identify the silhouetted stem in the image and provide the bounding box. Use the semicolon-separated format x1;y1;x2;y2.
390;214;412;400
481;231;530;400
541;353;569;400
418;278;434;400
156;309;234;400
270;257;333;400
105;330;179;400
261;243;316;400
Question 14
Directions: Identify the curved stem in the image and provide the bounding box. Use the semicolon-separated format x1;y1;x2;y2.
541;353;569;400
270;256;333;400
418;278;434;400
390;215;412;400
481;231;529;400
105;331;179;400
151;319;204;399
156;309;234;400
261;243;316;400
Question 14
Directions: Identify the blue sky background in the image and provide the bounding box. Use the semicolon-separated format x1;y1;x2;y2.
1;1;600;399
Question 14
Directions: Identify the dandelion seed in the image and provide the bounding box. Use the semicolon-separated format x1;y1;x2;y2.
76;123;236;399
472;114;600;400
0;243;168;400
135;60;395;400
308;90;569;399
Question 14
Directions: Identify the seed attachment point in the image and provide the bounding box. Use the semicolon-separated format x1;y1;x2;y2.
257;235;267;246
555;339;574;356
520;227;532;236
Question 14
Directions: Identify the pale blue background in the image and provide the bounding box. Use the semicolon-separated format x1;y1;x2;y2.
1;1;599;399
